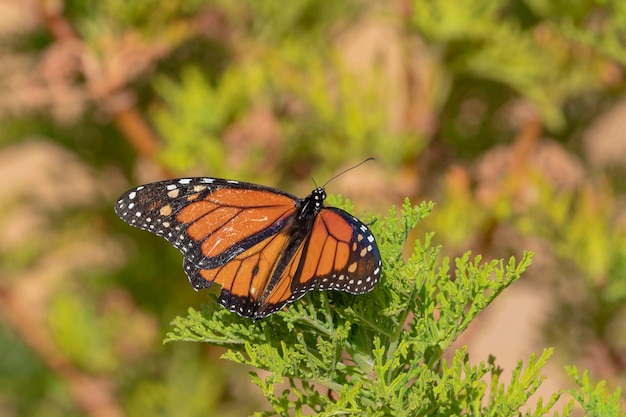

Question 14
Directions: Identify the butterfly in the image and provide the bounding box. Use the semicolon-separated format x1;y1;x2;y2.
114;167;382;320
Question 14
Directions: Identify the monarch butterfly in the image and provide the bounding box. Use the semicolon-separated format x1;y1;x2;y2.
114;164;381;320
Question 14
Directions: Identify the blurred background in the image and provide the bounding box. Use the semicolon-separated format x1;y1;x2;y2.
1;1;625;416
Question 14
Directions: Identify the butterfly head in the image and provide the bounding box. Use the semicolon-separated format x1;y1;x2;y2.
312;187;326;206
297;187;326;221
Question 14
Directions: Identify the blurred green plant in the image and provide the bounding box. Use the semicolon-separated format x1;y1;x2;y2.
410;0;623;157
150;55;422;182
514;175;626;380
567;366;625;417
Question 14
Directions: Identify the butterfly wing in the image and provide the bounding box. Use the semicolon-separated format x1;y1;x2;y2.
182;229;293;317
255;207;382;318
114;178;298;269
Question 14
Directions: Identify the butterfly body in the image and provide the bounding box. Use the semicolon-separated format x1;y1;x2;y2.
115;177;381;320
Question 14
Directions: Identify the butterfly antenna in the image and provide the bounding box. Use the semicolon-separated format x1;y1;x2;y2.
321;157;375;188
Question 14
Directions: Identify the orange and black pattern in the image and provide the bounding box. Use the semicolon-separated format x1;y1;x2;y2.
115;177;381;320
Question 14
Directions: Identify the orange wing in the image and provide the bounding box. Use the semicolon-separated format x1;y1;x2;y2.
115;178;298;269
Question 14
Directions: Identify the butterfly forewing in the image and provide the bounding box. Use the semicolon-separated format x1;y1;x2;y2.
115;178;298;269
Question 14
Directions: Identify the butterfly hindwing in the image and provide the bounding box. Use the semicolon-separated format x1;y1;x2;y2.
183;230;293;318
298;207;381;293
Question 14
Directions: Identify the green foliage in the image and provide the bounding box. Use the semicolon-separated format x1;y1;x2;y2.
148;2;423;180
123;345;233;417
566;366;625;417
167;198;569;415
410;0;622;157
151;65;252;174
67;0;205;40
531;182;626;286
509;175;626;366
214;0;358;42
150;58;421;181
48;291;118;373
